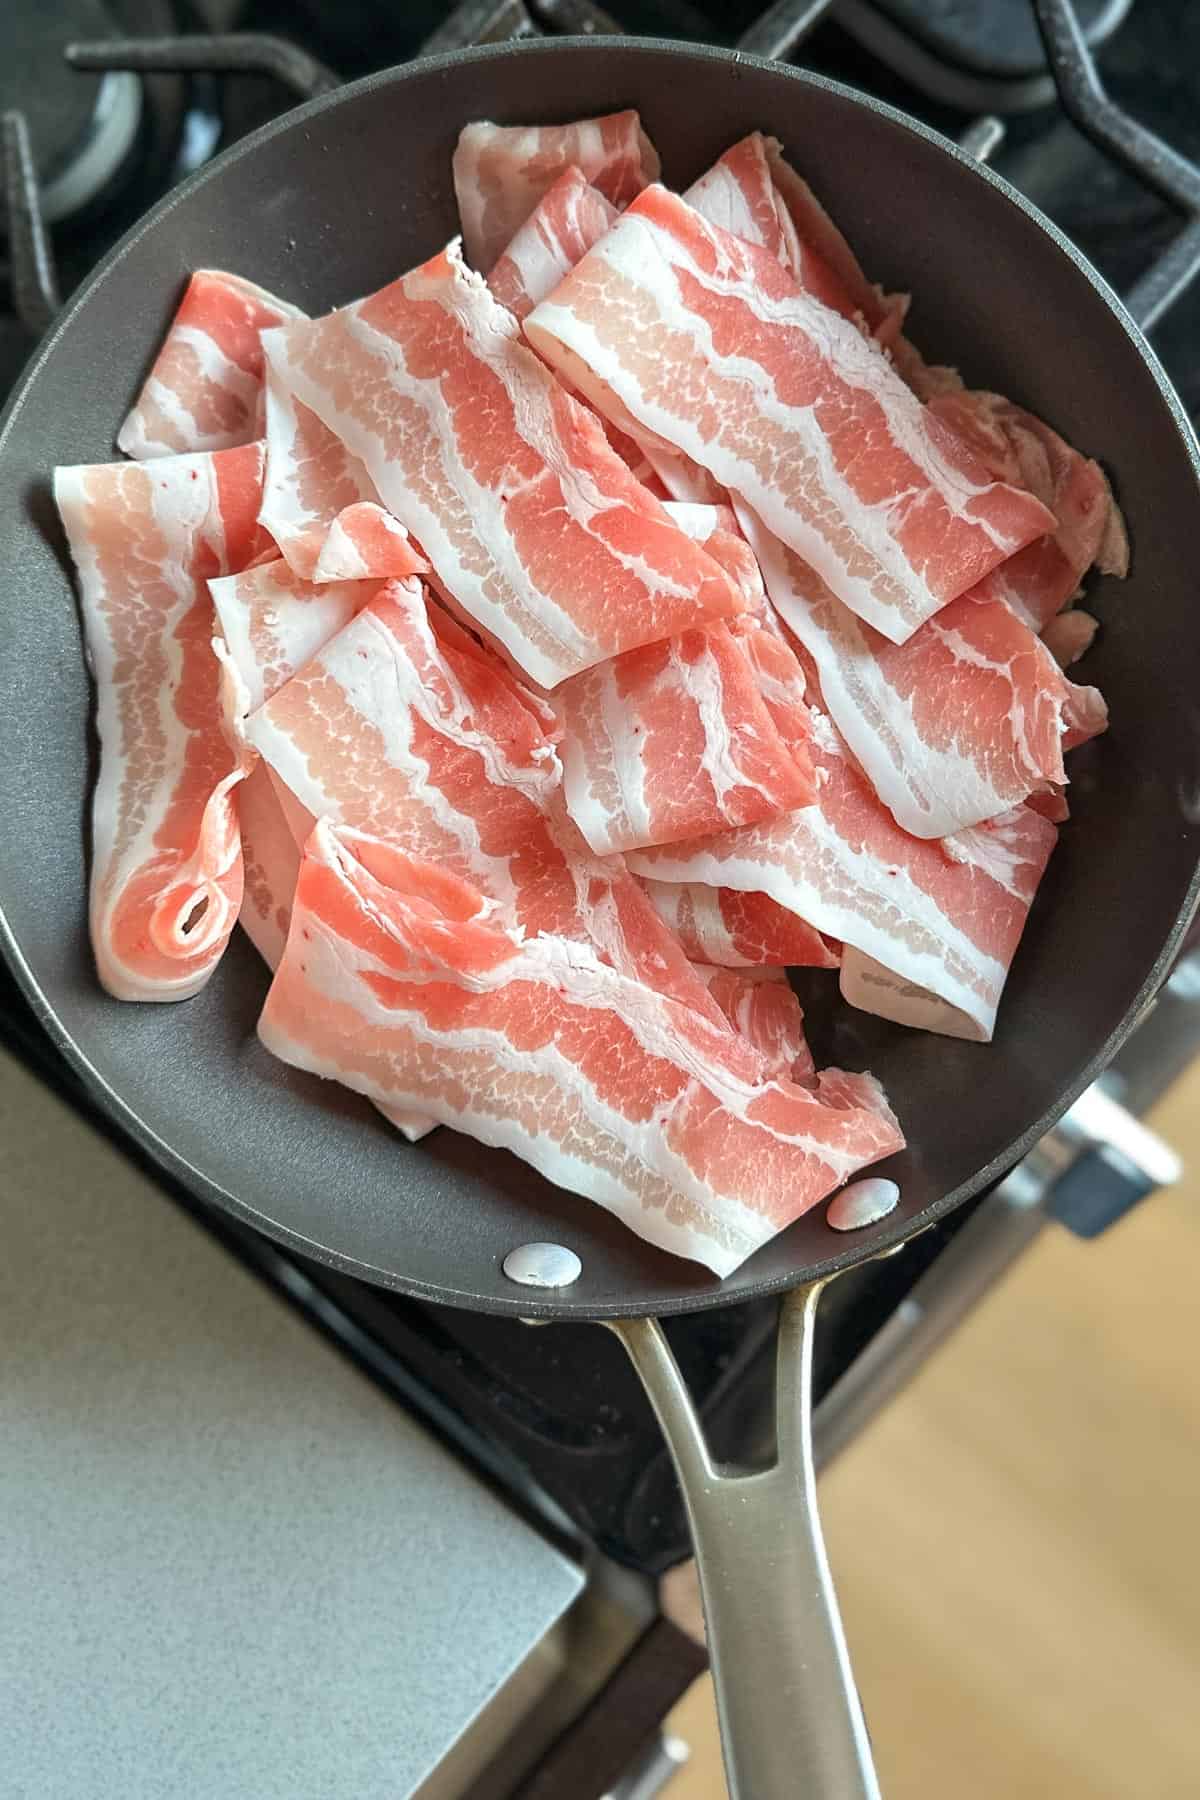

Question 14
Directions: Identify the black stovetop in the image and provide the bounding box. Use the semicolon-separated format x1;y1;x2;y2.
3;0;1198;1573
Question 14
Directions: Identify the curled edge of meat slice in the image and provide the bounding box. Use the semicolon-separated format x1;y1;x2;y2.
236;761;438;1145
55;443;267;1003
524;184;1057;646
119;270;305;462
258;819;904;1276
488;166;619;323
739;503;1106;840
453;109;660;274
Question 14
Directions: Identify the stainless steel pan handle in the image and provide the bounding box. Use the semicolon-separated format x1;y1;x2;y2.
608;1281;880;1800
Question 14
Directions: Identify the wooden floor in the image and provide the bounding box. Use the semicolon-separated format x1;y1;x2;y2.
667;1068;1200;1799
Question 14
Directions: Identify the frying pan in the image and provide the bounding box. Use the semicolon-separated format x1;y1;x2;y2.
2;34;1199;1799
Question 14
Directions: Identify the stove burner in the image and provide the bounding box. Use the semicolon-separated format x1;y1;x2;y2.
834;0;1133;112
2;0;142;225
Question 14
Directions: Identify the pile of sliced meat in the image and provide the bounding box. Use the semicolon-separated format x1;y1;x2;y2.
54;110;1123;1277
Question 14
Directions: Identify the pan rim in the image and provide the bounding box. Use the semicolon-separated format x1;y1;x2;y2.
2;36;1199;1320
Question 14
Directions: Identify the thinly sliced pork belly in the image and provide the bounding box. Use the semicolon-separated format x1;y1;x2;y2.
55;442;266;1001
210;558;375;712
237;763;435;1141
261;243;745;687
692;963;816;1085
489;167;618;321
244;580;729;1029
525;185;1054;645
629;701;1058;1043
311;503;429;584
258;371;377;579
641;880;841;970
685;132;906;342
119;271;304;460
453;110;659;272
258;821;903;1275
553;619;816;855
929;389;1121;630
739;505;1104;838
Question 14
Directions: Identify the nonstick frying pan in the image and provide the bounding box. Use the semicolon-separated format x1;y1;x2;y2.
2;36;1199;1800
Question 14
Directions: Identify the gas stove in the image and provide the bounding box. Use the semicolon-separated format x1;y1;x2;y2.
3;5;1200;1788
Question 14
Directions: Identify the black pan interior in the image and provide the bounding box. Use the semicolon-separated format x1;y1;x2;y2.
1;40;1198;1318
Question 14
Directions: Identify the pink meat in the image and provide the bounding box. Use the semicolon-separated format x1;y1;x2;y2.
553;618;816;855
691;963;816;1085
629;675;1059;1042
209;557;375;712
663;501;766;611
525;185;1055;644
55;442;267;1001
237;763;435;1142
929;390;1119;629
118;271;304;460
244;579;730;1031
258;370;378;579
685;134;806;278
1041;609;1099;668
311;503;429;584
488;166;618;322
641;444;728;505
261;243;745;687
739;505;1104;838
641;880;841;970
685;133;906;346
453;110;660;273
258;820;903;1275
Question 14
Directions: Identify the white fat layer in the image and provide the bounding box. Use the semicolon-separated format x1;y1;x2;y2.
209;563;364;713
628;800;1006;1036
261;906;892;1274
740;506;1061;839
528;199;1041;642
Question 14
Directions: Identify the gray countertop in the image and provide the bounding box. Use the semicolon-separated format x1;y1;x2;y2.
0;1049;583;1799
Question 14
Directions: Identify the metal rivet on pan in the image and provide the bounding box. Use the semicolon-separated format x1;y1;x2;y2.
827;1178;901;1233
503;1242;583;1289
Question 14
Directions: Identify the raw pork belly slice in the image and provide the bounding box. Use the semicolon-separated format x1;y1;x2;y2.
684;133;906;343
453;110;660;272
244;580;729;1029
662;500;767;611
119;271;304;460
929;389;1124;629
237;764;435;1141
259;821;904;1275
1041;609;1099;669
641;879;840;970
630;703;1058;1042
488;167;618;321
525;185;1055;644
258;371;377;579
553;619;816;855
55;442;266;1001
261;243;745;686
685;134;806;278
311;502;429;583
209;558;373;712
692;963;815;1085
740;506;1104;838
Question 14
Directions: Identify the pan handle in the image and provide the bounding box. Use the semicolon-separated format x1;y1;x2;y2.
607;1281;880;1800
